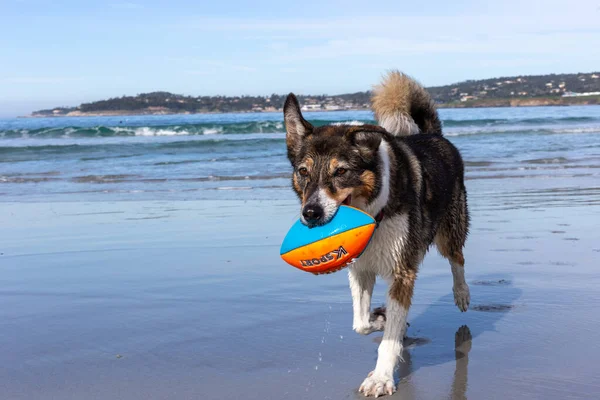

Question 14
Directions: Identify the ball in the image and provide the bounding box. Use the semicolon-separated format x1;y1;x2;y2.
280;205;376;275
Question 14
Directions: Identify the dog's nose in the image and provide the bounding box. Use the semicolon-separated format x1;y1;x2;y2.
302;205;324;224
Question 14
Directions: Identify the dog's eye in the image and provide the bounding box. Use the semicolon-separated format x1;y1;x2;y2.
298;167;308;177
334;168;347;177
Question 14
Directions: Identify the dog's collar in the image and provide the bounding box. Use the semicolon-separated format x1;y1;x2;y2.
375;210;385;227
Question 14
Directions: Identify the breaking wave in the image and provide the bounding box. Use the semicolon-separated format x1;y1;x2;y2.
0;121;288;138
1;115;598;139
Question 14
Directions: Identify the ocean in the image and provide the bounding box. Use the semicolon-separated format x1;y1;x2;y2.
1;106;599;204
0;106;600;205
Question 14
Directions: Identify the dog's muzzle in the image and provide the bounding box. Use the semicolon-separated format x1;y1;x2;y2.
301;203;324;226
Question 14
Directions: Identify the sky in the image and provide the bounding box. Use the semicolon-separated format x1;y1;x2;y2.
1;0;599;116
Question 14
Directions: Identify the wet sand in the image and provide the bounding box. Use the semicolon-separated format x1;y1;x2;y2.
1;190;600;399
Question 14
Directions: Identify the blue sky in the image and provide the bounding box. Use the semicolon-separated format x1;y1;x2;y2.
1;0;599;116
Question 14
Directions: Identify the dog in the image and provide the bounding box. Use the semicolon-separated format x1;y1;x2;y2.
283;71;471;397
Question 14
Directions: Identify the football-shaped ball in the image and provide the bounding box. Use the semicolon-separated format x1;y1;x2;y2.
280;205;376;275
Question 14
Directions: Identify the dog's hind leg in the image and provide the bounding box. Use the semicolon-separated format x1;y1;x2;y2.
348;267;378;335
449;253;470;312
435;187;470;312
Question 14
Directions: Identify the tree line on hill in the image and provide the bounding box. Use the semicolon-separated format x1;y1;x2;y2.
32;72;600;116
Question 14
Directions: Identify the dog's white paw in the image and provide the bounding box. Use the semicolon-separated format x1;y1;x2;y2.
453;284;470;312
359;371;395;397
354;325;374;335
354;313;385;335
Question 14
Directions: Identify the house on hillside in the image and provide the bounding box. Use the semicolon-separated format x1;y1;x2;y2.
301;104;321;111
460;95;478;102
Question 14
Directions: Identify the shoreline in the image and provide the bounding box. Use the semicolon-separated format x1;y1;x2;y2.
22;108;368;118
22;100;600;118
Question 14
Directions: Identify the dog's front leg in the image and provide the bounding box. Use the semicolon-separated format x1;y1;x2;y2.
359;278;412;397
348;267;376;335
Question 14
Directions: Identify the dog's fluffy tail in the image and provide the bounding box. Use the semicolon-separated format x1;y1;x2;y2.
371;71;442;136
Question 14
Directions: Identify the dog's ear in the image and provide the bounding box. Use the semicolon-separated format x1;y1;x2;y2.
284;93;313;160
349;129;383;163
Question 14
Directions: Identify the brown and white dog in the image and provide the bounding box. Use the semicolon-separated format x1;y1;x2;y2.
283;71;471;397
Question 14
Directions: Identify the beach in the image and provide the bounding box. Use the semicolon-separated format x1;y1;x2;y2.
1;107;600;399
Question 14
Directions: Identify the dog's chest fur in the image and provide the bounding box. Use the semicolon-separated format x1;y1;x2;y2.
350;214;409;281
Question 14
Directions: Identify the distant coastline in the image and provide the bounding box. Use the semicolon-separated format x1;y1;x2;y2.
25;107;367;118
439;95;600;109
29;71;600;118
25;97;600;118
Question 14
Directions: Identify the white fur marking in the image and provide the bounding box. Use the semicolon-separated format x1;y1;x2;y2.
318;188;338;223
352;213;410;280
375;299;407;374
300;188;339;225
363;140;391;218
379;114;419;136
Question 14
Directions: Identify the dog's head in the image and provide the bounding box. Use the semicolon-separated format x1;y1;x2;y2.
284;93;388;227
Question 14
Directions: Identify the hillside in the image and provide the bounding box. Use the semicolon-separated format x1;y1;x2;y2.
427;72;600;104
32;72;600;117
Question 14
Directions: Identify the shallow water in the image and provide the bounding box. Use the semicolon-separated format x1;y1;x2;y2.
2;194;600;399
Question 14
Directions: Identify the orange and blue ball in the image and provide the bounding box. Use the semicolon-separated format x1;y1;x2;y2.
280;206;376;274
